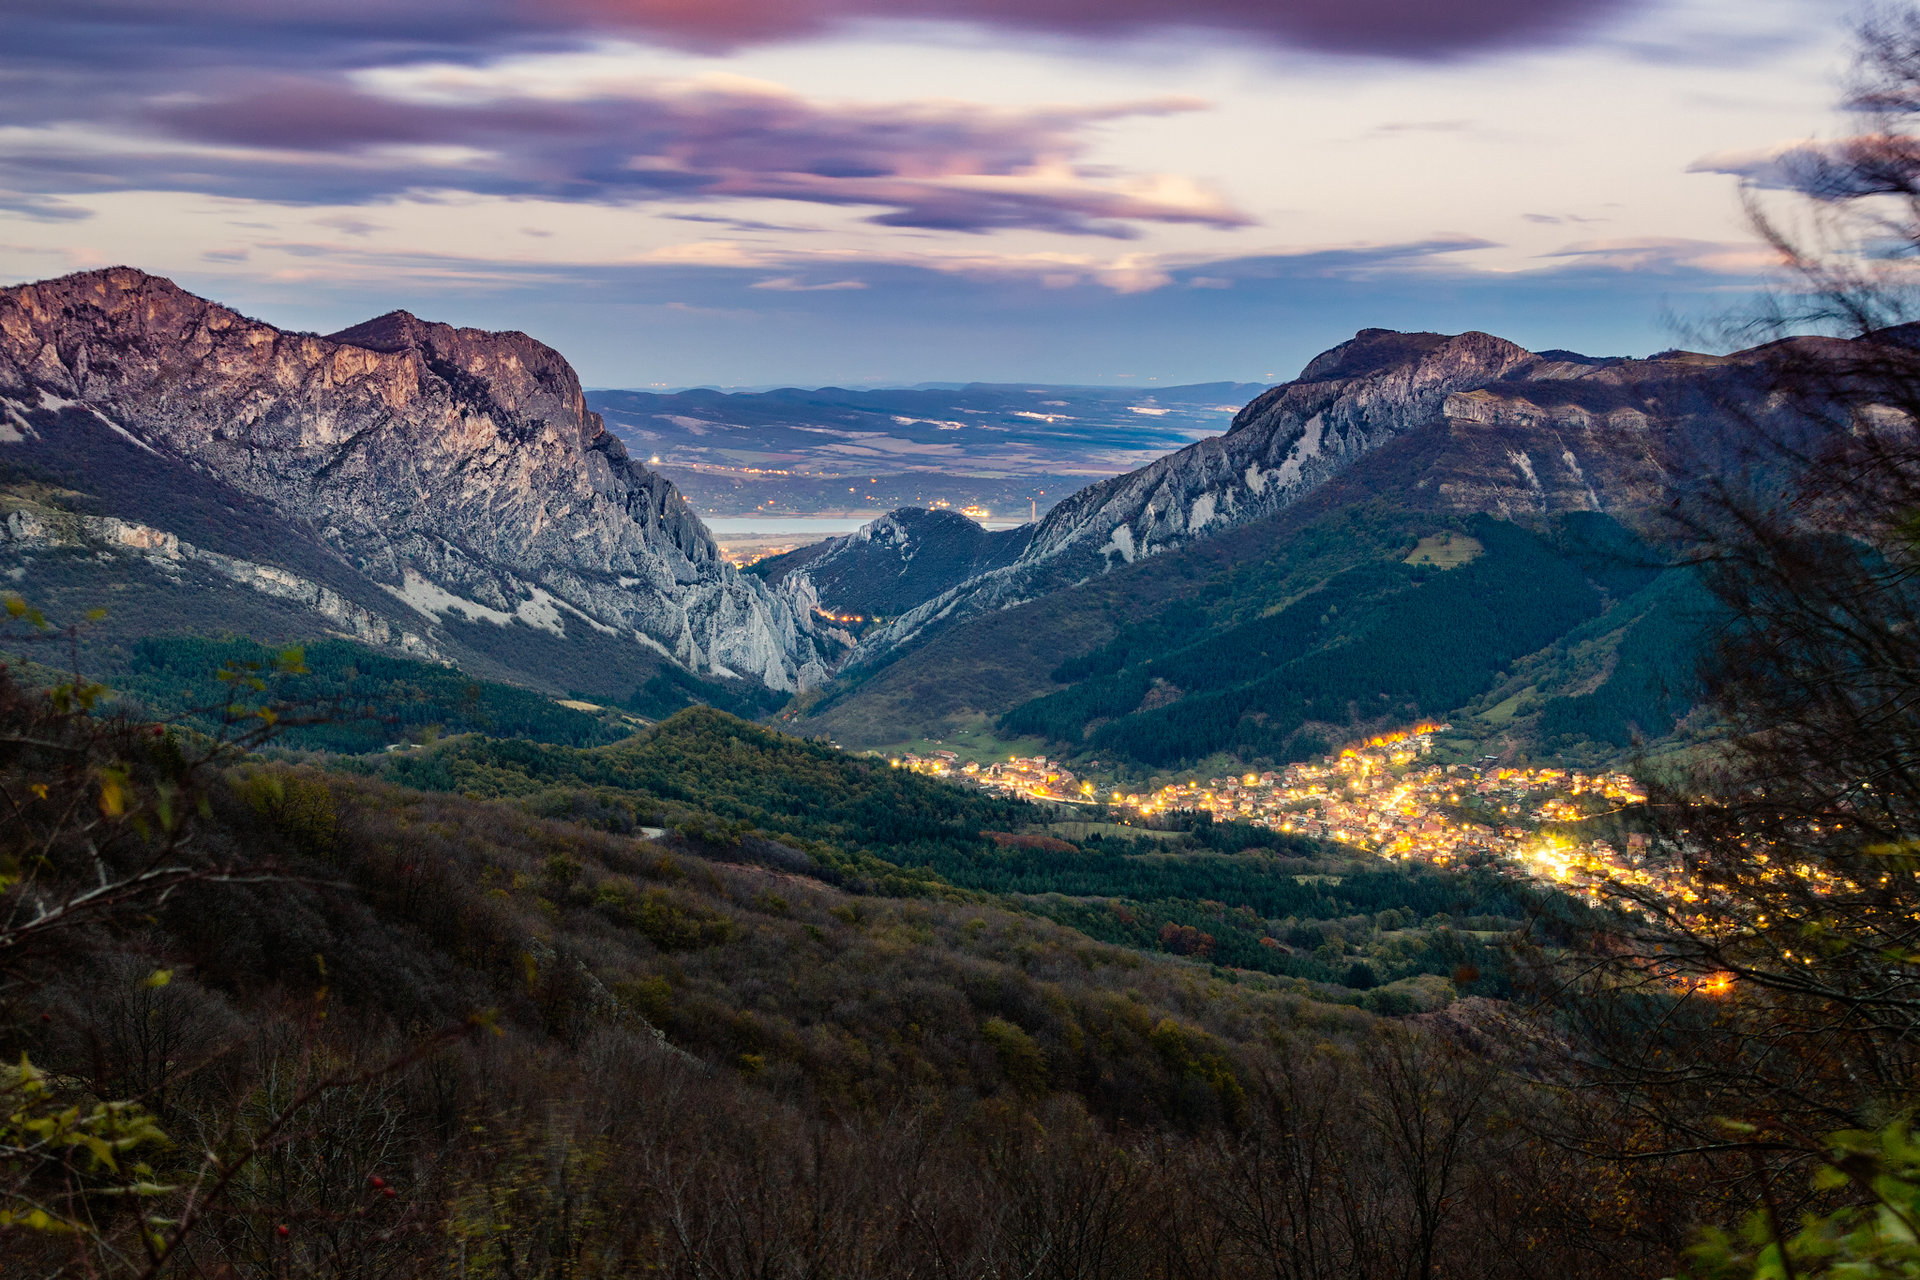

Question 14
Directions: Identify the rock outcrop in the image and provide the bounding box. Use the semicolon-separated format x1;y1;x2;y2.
0;267;839;690
0;505;437;657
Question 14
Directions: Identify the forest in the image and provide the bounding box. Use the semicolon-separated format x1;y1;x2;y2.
109;635;628;752
0;654;1726;1279
999;512;1709;768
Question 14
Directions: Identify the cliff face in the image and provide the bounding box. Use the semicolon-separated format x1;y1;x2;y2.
1018;329;1538;571
846;329;1761;665
0;267;836;690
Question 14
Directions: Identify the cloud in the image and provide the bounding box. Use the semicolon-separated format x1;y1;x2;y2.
668;213;823;233
1370;119;1478;134
1690;140;1829;188
1539;235;1775;273
314;213;385;237
130;228;1514;300
1691;135;1920;202
566;0;1637;59
0;191;91;222
0;66;1248;238
751;276;868;290
1165;235;1501;282
0;0;1641;70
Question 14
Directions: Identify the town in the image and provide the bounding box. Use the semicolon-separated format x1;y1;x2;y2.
889;725;1659;897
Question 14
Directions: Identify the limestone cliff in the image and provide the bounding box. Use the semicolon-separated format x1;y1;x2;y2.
0;267;837;690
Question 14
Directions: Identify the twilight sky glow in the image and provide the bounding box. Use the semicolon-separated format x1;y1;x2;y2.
0;0;1857;386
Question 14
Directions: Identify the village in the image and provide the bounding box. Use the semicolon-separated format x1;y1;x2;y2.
889;724;1664;898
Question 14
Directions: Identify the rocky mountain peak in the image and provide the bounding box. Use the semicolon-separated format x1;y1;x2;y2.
842;325;1672;666
326;310;437;352
328;307;606;452
0;268;841;692
755;506;1032;618
1294;328;1457;383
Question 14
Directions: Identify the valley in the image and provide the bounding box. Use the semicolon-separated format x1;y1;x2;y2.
0;268;1731;780
0;268;1890;1280
2;3;1909;1277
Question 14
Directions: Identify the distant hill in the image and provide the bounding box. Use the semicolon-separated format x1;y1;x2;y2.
748;507;1033;618
587;380;1268;519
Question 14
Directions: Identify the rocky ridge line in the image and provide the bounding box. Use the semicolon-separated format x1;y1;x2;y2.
0;268;839;690
842;328;1727;666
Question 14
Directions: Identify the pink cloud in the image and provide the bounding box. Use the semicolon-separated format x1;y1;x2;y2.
136;75;1250;236
555;0;1634;58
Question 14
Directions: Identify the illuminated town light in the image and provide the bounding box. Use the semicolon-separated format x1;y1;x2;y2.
888;721;1662;900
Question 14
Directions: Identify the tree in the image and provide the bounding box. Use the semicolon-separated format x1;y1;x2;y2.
1541;0;1920;1240
0;613;480;1277
1677;1118;1920;1280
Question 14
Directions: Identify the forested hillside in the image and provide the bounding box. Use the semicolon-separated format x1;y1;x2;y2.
1006;516;1588;763
355;707;1533;992
988;511;1708;769
787;413;1716;768
108;635;631;751
0;654;1691;1278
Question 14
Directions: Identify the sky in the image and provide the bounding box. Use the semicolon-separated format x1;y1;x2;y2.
0;0;1861;387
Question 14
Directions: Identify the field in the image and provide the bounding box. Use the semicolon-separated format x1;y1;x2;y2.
847;712;1052;765
1046;820;1185;842
1403;532;1484;568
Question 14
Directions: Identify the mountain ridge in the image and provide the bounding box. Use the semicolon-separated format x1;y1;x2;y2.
830;327;1759;674
0;267;840;692
783;325;1851;760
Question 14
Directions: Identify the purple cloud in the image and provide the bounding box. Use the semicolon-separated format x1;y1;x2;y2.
3;0;1641;65
0;0;1640;246
1539;236;1770;273
0;192;92;222
96;76;1245;235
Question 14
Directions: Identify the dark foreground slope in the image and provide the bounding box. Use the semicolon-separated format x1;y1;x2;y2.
0;672;1697;1278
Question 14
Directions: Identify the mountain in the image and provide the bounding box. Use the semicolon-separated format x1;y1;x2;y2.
842;329;1699;668
991;511;1683;768
748;506;1033;618
785;327;1811;764
0;268;840;696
